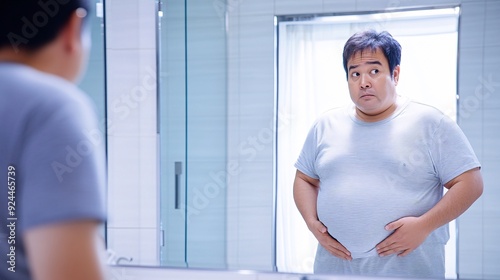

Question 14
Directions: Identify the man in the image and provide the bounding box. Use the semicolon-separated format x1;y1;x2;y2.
293;30;483;278
0;1;107;279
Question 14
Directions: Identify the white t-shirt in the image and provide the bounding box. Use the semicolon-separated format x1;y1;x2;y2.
295;97;480;259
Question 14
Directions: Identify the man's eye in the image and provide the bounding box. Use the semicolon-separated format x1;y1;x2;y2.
370;69;379;74
351;72;360;77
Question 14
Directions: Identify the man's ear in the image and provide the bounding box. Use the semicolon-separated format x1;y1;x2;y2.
392;65;400;85
60;11;84;54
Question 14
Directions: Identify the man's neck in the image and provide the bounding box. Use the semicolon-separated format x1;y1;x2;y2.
0;46;73;82
355;98;399;123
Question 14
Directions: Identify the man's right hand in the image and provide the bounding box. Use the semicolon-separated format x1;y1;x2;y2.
308;220;352;261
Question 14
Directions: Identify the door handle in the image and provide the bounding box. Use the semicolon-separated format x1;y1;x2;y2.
174;161;182;209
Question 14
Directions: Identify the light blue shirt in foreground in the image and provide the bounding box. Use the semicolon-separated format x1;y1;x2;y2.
0;63;106;280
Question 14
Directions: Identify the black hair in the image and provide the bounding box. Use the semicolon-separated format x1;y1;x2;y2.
0;0;91;52
342;30;402;80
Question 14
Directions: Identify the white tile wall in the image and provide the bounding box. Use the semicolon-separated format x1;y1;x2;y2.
457;44;484;162
235;205;274;268
239;15;276;59
105;1;141;50
483;216;500;278
107;228;141;265
239;0;274;16
483;110;500;160
485;0;500;47
482;46;500;109
105;50;141;136
322;0;356;13
107;135;141;228
237;162;275;207
459;1;486;49
105;0;159;266
138;3;157;49
274;0;323;15
138;228;159;265
236;115;275;159
483;165;500;217
355;0;461;11
354;0;398;12
138;135;158;229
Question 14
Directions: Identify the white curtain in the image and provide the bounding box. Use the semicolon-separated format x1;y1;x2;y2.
276;24;351;273
276;9;458;276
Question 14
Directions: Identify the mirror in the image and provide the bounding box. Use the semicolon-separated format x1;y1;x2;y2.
275;7;460;277
104;0;500;279
80;0;106;127
77;0;106;241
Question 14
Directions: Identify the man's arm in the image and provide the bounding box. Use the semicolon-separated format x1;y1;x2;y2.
293;170;352;260
377;167;483;257
23;220;106;280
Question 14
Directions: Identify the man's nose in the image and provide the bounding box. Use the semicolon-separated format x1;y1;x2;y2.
360;74;371;89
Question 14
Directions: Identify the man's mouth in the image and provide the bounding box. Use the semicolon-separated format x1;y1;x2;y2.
360;93;375;98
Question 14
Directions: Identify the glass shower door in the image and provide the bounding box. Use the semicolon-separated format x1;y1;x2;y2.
158;0;227;269
158;0;187;267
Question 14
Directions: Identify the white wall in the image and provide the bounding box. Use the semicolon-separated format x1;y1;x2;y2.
105;0;159;266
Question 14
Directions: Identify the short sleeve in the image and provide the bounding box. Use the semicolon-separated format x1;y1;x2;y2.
430;116;481;185
18;91;106;233
295;123;320;179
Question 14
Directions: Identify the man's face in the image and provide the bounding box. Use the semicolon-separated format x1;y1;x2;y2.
346;48;400;121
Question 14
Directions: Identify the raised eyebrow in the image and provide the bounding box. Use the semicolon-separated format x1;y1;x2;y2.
348;60;382;71
367;61;382;66
348;65;358;71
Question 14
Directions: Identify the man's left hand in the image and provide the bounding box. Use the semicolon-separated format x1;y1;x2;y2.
375;216;431;257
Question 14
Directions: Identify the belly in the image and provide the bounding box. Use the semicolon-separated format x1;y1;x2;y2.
316;180;438;257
